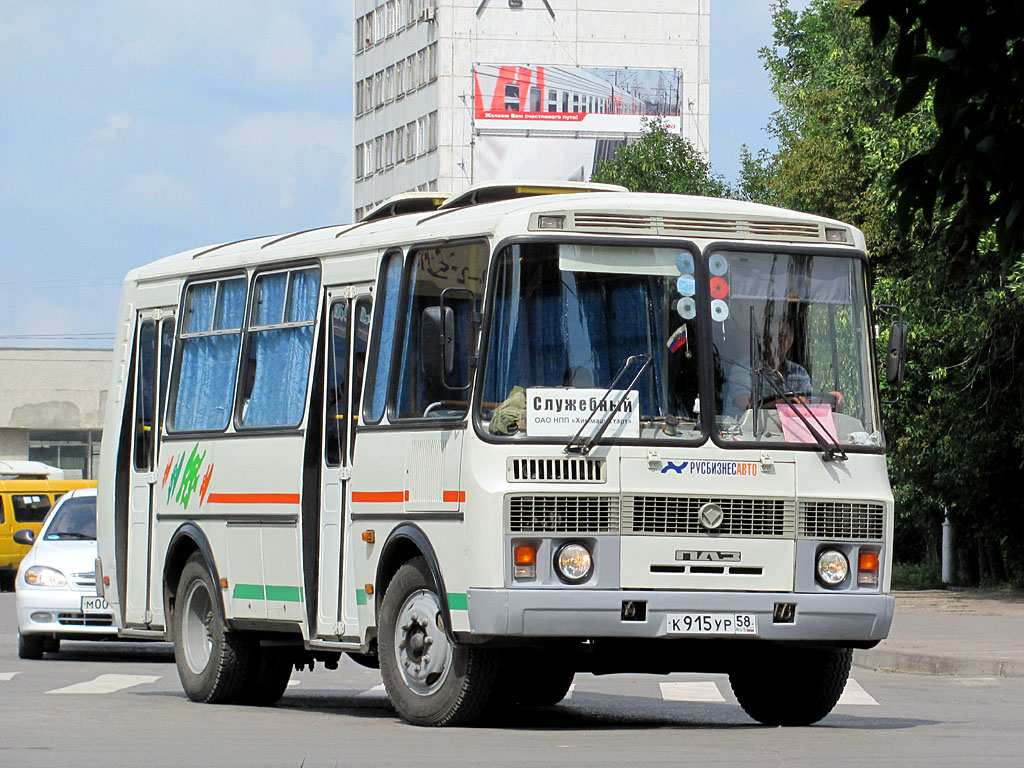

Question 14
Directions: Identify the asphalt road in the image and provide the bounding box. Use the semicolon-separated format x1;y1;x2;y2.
2;592;1023;767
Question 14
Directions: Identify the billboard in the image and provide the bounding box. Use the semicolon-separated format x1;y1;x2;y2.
473;64;682;134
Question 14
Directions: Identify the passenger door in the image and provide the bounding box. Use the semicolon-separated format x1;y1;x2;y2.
124;310;175;628
316;288;371;638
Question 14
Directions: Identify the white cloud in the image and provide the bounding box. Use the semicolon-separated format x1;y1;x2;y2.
89;113;134;143
119;170;194;211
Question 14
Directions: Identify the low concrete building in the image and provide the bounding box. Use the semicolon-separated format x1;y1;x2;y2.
0;348;111;479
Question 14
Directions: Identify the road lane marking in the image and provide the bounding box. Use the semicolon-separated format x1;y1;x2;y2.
660;681;726;703
1;672;20;681
357;683;387;697
288;679;301;686
836;677;879;706
46;674;161;695
563;683;575;700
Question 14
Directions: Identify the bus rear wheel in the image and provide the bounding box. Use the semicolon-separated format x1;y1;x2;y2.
379;557;499;726
729;644;852;726
173;554;251;704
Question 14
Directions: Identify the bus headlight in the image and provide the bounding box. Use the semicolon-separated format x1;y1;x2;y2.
816;550;849;587
554;542;593;584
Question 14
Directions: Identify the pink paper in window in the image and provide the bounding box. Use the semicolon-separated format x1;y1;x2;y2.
776;404;837;443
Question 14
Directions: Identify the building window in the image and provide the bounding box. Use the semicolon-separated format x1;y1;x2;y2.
428;43;438;81
428;111;438;151
28;430;103;480
396;126;405;163
386;1;396;36
562;92;569;112
355;143;364;179
386;66;395;103
417;117;427;155
375;136;384;172
547;89;557;112
395;61;404;95
529;86;541;112
406;120;417;157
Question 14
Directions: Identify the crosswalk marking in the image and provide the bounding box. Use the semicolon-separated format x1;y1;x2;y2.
46;674;161;695
1;672;20;682
660;681;726;703
836;677;879;706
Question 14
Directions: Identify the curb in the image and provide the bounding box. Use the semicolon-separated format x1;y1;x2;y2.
853;648;1023;679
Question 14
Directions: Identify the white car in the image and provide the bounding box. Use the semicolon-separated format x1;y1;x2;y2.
15;488;115;658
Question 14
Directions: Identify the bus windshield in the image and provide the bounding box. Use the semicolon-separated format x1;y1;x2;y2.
480;242;706;441
479;242;880;449
710;249;880;447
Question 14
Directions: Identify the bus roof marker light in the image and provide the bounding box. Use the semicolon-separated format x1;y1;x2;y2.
536;215;565;230
825;227;848;243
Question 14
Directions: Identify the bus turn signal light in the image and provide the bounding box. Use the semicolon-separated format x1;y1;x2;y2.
514;545;537;579
361;530;375;543
858;551;879;586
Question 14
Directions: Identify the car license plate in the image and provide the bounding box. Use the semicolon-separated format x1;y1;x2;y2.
81;596;109;614
667;613;757;635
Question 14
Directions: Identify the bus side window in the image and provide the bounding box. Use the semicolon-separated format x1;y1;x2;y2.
133;319;157;471
396;243;487;419
351;297;371;456
159;319;174;433
364;252;403;424
239;267;319;429
171;277;246;432
325;299;349;468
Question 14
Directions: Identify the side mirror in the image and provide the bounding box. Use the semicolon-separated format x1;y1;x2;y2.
886;319;908;387
420;305;455;379
13;529;35;547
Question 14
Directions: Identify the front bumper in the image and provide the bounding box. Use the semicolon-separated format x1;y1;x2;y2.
467;588;894;642
16;588;117;639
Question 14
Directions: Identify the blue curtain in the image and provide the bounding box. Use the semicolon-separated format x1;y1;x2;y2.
243;269;318;427
173;334;241;431
172;278;245;431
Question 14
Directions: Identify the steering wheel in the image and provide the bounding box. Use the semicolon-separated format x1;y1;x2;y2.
758;391;841;410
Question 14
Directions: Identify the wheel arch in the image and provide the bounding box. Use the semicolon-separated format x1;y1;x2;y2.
163;523;226;625
375;523;455;642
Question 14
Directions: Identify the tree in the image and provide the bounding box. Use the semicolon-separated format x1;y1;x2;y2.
855;0;1024;283
591;117;730;197
750;0;1024;585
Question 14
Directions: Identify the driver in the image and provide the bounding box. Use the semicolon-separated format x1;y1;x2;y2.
723;319;812;414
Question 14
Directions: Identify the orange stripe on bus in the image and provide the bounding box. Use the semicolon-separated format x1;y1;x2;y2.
352;491;407;503
443;491;466;503
206;493;300;505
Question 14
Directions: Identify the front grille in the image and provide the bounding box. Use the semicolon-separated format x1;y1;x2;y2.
623;496;794;537
799;500;885;540
507;494;619;533
507;457;605;483
57;612;113;627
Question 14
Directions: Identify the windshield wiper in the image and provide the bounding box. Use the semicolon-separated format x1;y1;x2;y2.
760;371;848;462
565;354;652;455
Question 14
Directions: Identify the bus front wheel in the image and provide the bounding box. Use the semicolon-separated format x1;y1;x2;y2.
729;644;852;726
378;557;499;726
173;554;251;704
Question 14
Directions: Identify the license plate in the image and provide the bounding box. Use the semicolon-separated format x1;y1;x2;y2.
81;596;109;614
667;613;757;635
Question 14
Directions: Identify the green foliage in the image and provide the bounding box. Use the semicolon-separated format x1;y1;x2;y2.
855;0;1024;281
891;562;944;591
754;0;1024;584
591;117;730;197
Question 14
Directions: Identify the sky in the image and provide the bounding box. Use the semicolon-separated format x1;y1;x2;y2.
0;0;807;349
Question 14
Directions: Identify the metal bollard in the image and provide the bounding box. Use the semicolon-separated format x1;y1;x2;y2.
941;507;955;584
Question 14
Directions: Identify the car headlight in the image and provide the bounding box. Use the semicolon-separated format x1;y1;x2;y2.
24;566;67;587
816;549;849;587
554;542;593;584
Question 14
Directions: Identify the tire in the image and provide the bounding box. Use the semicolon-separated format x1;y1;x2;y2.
18;632;44;660
172;554;252;704
729;644;852;726
494;649;575;708
378;557;499;726
236;647;293;707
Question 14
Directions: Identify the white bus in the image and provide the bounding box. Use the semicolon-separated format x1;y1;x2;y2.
96;184;900;726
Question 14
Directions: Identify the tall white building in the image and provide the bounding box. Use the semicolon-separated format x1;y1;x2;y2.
353;0;710;219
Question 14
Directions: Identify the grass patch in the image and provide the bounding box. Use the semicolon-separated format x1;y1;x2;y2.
892;562;945;590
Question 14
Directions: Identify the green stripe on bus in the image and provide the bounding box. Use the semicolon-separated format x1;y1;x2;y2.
447;592;468;611
233;584;265;600
265;585;303;602
356;588;368;606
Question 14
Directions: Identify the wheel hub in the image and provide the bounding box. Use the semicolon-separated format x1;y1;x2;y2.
394;589;452;696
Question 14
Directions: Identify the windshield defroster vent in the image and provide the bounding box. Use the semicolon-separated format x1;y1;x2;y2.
507;457;606;483
558;213;842;244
